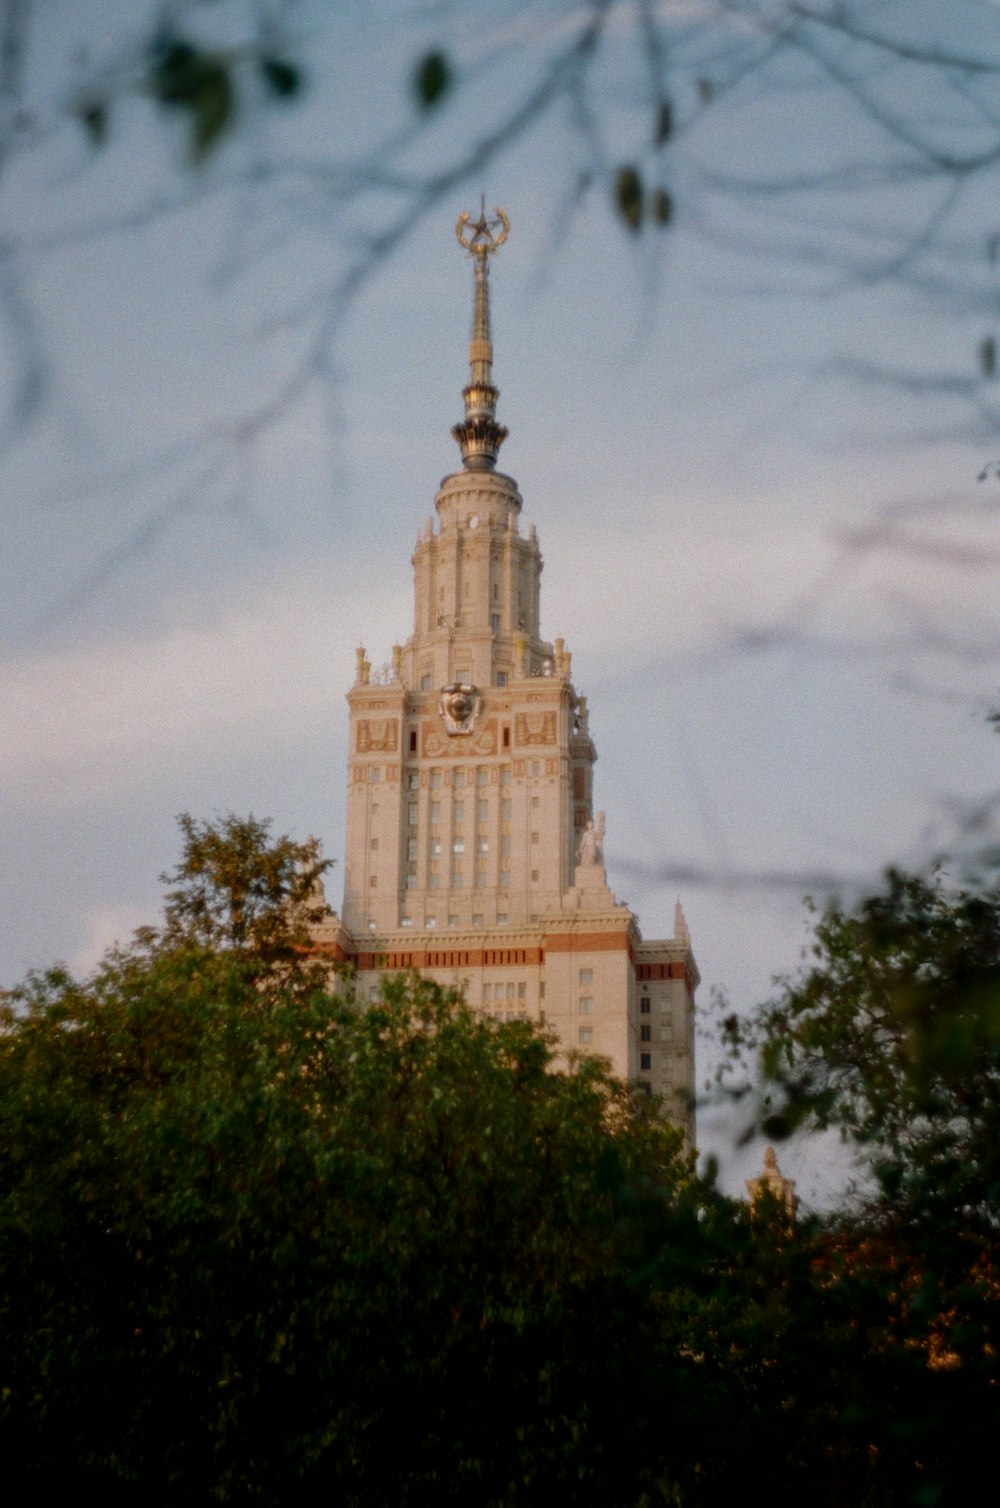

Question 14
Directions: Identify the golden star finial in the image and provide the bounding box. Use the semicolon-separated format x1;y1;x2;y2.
456;194;509;258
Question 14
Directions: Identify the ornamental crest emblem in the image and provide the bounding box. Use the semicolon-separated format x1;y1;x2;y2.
438;683;482;736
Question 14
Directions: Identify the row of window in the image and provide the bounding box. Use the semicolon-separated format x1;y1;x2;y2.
392;834;530;859
398;913;511;929
406;799;517;825
396;871;512;891
406;766;547;789
367;765;549;790
418;665;509;691
482;981;528;1005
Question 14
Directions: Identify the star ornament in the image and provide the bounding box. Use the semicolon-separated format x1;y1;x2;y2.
455;197;510;257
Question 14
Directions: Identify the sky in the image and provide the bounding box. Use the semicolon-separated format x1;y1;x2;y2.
2;1;999;1202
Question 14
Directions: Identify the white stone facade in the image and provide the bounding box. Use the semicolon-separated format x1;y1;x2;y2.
312;211;697;1143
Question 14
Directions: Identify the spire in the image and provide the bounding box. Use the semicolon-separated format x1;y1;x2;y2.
452;197;510;471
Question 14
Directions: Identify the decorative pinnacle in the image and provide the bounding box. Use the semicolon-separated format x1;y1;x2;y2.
452;196;510;471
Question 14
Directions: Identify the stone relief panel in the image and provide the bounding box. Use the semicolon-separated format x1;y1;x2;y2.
356;718;399;754
422;723;447;758
423;717;497;758
515;710;557;746
472;719;498;754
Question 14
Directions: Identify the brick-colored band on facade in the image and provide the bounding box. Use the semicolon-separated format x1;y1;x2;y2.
543;930;630;954
636;959;698;991
344;946;544;972
635;961;685;980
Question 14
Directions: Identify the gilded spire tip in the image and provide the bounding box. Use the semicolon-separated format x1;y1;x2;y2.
455;195;510;259
452;197;509;472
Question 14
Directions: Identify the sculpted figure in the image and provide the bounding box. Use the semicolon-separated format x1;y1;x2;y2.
577;811;605;866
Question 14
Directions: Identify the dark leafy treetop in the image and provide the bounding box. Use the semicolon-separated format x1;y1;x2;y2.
159;811;332;963
3;817;999;1504
722;869;1000;1238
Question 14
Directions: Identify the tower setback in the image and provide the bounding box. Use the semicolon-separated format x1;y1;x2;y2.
312;205;697;1141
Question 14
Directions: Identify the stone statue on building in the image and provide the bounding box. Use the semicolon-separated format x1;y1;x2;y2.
577;812;605;867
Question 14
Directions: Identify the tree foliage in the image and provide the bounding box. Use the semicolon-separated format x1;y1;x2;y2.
726;870;1000;1234
158;811;331;961
721;867;1000;1503
3;817;1000;1503
0;954;725;1502
0;817;708;1499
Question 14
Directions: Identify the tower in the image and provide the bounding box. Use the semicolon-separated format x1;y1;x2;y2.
313;205;698;1140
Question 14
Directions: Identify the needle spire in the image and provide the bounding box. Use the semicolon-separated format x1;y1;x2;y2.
452;196;510;471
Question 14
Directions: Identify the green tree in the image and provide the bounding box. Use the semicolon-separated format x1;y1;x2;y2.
159;811;331;961
728;869;1000;1237
7;815;999;1504
722;867;1000;1505
0;817;718;1501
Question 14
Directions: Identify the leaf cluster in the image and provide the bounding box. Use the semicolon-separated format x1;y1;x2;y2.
78;32;303;165
158;812;332;965
733;871;1000;1235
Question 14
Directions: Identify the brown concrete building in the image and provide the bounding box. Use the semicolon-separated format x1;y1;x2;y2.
312;204;697;1140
